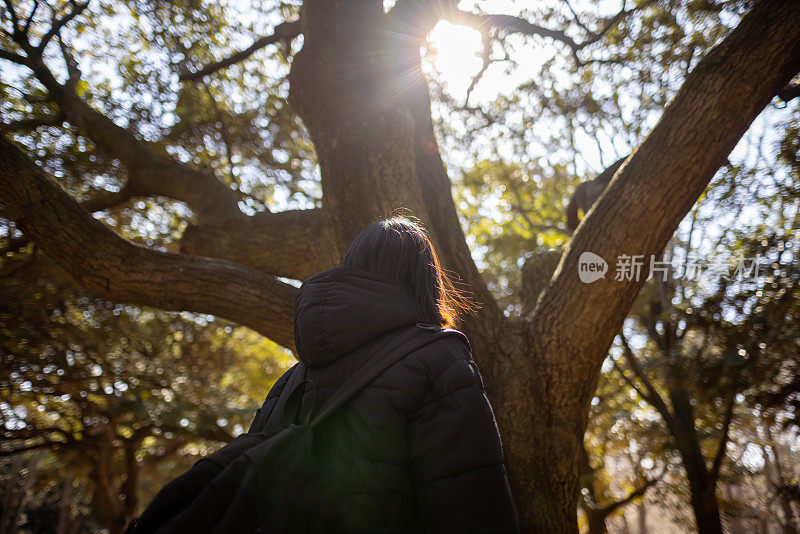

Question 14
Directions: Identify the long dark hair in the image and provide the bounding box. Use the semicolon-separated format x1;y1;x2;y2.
342;217;476;328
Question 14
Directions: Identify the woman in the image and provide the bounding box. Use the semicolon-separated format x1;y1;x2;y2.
248;217;519;533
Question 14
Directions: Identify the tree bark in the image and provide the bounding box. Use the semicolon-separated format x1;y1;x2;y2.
287;1;429;251
179;208;336;280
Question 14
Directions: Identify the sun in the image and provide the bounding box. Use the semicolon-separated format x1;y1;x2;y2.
426;21;484;99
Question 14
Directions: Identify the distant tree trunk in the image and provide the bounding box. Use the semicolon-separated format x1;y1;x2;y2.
90;426;128;534
57;476;74;534
725;484;747;534
0;455;24;534
585;511;608;534
765;426;799;534
675;448;723;534
637;502;647;534
669;389;724;534
121;438;142;530
620;511;632;534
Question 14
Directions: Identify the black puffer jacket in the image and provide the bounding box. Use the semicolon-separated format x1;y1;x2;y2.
249;266;519;533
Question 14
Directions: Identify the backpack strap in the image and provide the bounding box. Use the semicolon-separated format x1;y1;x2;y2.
263;363;307;435
308;323;464;427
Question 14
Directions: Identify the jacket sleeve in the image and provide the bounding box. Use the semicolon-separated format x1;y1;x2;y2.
406;346;519;534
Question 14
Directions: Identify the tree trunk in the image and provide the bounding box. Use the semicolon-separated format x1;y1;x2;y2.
585;510;608;534
765;427;799;534
637;502;646;534
675;440;722;533
57;476;74;534
90;427;128;534
287;0;429;251
686;479;723;534
496;0;800;529
121;439;142;531
726;484;747;534
0;455;24;534
668;389;724;534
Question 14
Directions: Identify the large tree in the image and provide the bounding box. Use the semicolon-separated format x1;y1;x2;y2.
2;0;800;531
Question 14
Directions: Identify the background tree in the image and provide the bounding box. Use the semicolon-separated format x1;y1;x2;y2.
0;271;290;532
579;367;669;534
2;0;800;531
608;150;800;532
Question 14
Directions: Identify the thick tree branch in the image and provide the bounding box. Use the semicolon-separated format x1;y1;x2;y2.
0;134;296;349
566;157;627;233
78;185;135;213
530;0;800;392
178;20;301;81
0;48;27;64
180;208;336;280
0;112;65;132
22;57;243;223
1;180;142;258
1;181;139;257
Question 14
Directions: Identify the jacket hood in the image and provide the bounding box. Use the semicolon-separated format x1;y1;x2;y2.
294;265;425;367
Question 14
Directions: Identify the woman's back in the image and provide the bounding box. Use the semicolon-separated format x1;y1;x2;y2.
249;265;518;533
